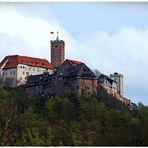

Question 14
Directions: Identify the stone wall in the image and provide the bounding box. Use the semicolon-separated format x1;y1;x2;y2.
76;78;97;97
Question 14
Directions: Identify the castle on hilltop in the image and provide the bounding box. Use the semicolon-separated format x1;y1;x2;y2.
0;33;130;106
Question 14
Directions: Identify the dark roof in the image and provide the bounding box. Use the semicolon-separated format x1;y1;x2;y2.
67;63;96;79
99;74;116;84
26;73;55;87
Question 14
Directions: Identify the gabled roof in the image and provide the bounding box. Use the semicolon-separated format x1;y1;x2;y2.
99;74;116;84
66;59;82;65
0;55;53;70
64;63;96;79
0;56;9;68
57;59;96;79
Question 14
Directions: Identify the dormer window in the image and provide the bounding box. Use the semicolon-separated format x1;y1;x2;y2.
21;61;25;64
6;61;10;65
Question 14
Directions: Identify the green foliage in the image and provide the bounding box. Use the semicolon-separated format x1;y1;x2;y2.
0;87;148;146
0;88;11;99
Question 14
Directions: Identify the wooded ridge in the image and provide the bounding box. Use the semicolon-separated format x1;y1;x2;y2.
0;86;147;146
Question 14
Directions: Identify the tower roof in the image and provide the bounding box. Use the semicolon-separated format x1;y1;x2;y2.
110;72;123;77
56;35;60;41
56;31;60;42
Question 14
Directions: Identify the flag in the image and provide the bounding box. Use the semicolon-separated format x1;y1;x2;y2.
50;32;54;34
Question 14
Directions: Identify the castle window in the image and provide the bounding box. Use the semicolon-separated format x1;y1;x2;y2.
54;45;59;48
10;71;12;75
13;71;15;75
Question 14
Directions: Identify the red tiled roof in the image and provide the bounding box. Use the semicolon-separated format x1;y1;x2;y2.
0;56;9;68
66;59;82;65
1;55;53;70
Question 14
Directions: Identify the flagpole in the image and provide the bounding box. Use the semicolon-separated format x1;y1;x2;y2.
50;32;54;41
53;32;54;41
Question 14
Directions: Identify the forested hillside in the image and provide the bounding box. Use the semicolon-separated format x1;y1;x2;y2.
0;86;148;146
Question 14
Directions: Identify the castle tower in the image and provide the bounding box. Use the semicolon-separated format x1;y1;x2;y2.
110;72;123;96
50;33;65;68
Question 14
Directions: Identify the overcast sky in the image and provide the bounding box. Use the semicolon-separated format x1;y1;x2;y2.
0;2;148;105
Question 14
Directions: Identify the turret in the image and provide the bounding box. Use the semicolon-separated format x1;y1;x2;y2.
110;72;123;96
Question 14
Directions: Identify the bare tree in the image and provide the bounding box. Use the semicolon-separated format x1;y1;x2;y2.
0;76;5;88
0;76;16;88
138;102;145;109
92;69;101;77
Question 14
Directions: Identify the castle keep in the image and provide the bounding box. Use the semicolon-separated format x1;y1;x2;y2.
51;36;65;68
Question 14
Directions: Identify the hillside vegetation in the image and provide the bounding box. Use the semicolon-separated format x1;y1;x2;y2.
0;86;148;146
